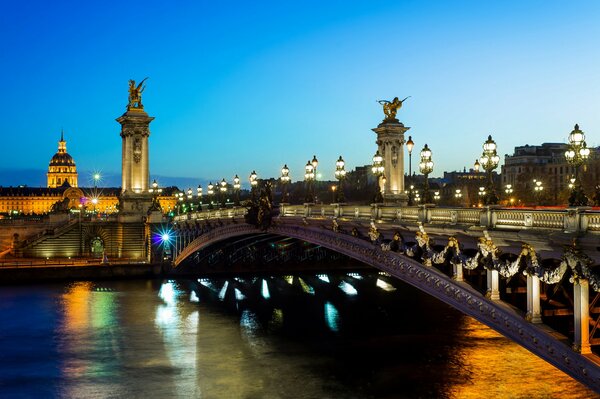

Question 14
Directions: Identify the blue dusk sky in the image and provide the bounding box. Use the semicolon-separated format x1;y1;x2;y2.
0;1;599;188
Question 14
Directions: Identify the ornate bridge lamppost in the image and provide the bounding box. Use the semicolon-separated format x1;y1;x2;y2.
219;178;227;207
419;144;434;204
196;184;203;211
478;135;500;205
249;170;258;200
406;136;415;205
372;150;385;203
304;161;315;203
280;165;290;204
334;156;346;203
207;182;215;209
565;124;591;206
233;175;241;206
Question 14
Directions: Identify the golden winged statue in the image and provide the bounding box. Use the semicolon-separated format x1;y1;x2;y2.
127;78;148;110
377;96;410;121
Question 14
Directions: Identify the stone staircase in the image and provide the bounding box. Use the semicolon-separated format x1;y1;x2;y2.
21;221;147;260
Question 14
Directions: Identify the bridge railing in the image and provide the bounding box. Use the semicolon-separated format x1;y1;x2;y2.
173;207;247;222
278;203;600;233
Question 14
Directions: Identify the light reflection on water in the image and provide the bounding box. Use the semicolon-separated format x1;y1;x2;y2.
0;274;596;398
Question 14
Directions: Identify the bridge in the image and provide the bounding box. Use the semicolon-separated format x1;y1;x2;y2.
166;203;600;392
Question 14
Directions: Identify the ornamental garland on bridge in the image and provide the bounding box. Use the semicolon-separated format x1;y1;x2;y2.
364;221;600;291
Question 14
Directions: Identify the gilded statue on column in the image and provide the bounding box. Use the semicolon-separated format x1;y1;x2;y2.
127;78;148;110
378;96;410;121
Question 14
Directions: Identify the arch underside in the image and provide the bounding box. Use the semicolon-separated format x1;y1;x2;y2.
175;223;600;392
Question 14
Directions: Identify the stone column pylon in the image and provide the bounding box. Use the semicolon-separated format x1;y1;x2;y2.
372;118;409;205
116;108;154;195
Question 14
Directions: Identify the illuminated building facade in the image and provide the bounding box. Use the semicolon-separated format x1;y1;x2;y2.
0;131;177;215
47;131;78;188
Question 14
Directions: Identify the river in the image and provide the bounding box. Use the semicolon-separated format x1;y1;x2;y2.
0;272;596;398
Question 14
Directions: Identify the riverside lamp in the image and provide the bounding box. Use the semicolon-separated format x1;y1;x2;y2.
280;165;290;203
304;161;315;203
334;156;347;203
565;124;591;206
478;135;500;205
406;136;414;205
372;150;385;203
419;144;434;203
233;175;241;206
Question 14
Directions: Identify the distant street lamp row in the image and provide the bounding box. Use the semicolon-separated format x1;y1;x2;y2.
155;123;590;211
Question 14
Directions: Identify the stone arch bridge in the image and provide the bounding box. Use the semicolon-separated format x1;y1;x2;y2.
165;203;600;392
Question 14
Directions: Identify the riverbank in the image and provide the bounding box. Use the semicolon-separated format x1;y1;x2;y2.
0;263;165;284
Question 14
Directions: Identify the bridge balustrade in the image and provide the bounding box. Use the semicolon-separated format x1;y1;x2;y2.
279;203;600;234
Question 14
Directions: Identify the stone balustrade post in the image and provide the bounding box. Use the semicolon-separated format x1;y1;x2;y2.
526;274;542;323
480;206;500;229
418;205;432;224
371;204;382;221
573;278;592;354
564;207;591;234
452;262;463;282
303;203;313;218
486;269;500;300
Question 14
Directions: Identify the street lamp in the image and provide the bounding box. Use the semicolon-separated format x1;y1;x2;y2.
233;175;241;206
196;185;203;211
433;191;440;201
304;161;315;203
455;188;463;206
474;159;480;173
219;178;227;207
249;170;258;201
504;184;513;206
93;173;100;188
177;192;184;214
406;136;414;205
334;156;346;203
280;165;290;204
565;124;591;206
533;179;544;206
478;186;486;205
478;135;500;205
207;182;215;209
419;144;434;203
372;150;385;203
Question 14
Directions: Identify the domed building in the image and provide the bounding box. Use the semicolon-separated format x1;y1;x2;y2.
47;131;78;188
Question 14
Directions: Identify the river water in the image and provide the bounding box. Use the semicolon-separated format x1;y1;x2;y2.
0;272;596;398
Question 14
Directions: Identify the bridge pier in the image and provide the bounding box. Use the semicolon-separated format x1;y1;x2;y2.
486;269;500;300
574;278;592;354
526;275;542;323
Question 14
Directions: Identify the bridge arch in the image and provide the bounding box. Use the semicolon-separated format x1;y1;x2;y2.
174;222;600;391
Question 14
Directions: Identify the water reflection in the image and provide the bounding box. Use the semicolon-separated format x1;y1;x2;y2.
0;272;595;398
